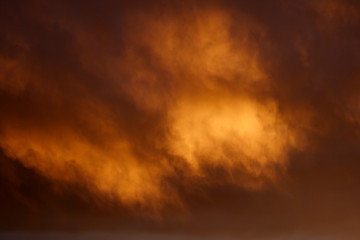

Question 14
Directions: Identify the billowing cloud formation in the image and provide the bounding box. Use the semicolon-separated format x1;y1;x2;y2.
1;0;360;239
0;1;306;208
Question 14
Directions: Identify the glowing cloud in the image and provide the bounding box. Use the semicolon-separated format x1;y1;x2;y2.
0;4;305;210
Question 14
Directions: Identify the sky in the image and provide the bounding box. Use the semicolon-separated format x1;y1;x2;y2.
1;0;360;239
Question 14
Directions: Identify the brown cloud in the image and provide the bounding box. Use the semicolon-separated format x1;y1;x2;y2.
1;0;360;239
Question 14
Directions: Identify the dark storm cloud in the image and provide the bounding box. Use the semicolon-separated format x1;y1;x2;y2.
1;0;360;239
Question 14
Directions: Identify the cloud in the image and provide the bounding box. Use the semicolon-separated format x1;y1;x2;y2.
1;0;360;238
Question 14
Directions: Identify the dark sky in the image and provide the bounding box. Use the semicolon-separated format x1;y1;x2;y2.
1;0;360;239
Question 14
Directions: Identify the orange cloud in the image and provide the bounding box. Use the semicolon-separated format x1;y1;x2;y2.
0;3;307;211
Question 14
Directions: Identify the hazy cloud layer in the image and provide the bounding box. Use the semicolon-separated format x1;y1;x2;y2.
1;0;360;239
